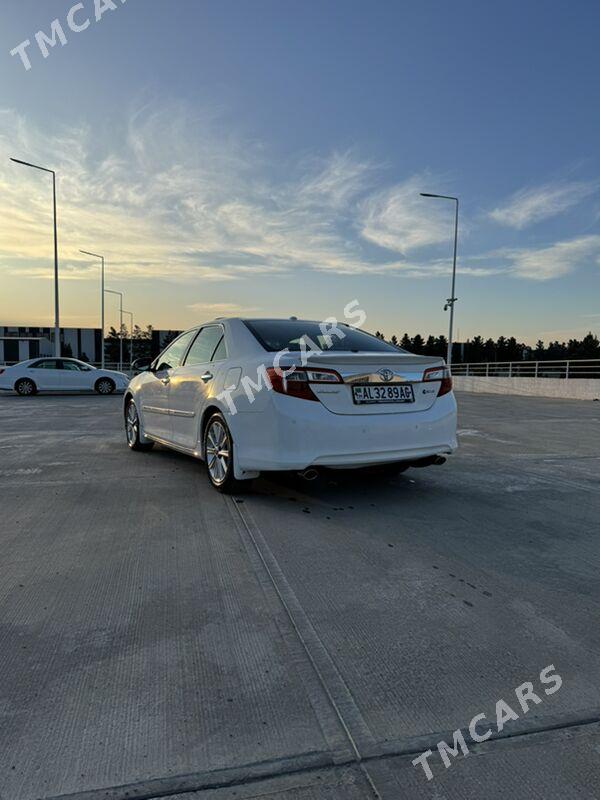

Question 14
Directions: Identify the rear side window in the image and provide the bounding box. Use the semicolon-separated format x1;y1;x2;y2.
242;320;403;353
212;336;227;361
185;326;225;366
31;359;60;369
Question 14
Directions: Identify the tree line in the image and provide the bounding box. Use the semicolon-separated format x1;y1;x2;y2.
374;331;600;362
94;324;599;365
101;325;181;363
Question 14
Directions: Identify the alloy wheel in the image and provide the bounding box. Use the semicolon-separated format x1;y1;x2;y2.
205;419;230;486
126;403;139;447
98;379;113;395
20;381;34;396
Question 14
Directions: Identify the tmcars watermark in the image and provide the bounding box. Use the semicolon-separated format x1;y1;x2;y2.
412;664;562;781
10;0;127;72
217;299;367;415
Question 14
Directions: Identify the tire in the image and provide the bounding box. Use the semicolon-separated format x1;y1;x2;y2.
203;413;246;493
15;378;37;397
125;400;154;452
95;377;115;395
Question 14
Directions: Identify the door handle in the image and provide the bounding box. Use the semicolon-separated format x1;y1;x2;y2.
201;371;213;383
161;376;170;385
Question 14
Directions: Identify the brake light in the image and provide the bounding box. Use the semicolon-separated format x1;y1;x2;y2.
423;365;453;397
265;367;342;401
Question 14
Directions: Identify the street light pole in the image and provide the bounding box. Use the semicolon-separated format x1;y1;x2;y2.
105;289;124;371
79;250;105;368
123;310;134;371
420;192;459;367
11;157;61;356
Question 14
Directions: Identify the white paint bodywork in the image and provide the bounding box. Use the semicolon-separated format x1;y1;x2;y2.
0;358;129;393
125;318;458;480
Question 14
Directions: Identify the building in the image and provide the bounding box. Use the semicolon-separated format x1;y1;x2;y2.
0;334;52;363
0;325;185;365
150;329;182;358
0;326;103;364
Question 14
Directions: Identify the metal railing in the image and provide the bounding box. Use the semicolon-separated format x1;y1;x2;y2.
452;359;600;379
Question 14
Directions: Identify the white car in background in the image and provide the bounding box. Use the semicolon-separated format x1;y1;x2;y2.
124;318;457;492
0;357;129;396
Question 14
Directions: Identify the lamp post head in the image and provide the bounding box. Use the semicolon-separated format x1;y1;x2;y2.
420;192;458;201
10;157;54;174
79;249;104;261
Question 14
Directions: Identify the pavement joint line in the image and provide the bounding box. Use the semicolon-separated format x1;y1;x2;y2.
225;496;393;800
35;751;338;800
35;718;600;800
4;394;598;800
362;711;600;762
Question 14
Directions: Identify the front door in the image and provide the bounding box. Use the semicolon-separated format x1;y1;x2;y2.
168;326;226;449
58;360;90;390
139;330;197;441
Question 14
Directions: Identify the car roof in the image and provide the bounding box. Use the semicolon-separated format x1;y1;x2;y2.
204;317;340;326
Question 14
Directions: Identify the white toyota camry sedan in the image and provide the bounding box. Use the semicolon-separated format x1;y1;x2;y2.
124;318;457;492
0;357;129;395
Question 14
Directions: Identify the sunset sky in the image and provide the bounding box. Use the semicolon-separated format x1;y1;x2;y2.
1;0;599;343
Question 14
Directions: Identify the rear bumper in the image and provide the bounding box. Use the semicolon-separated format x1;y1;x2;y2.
231;392;458;472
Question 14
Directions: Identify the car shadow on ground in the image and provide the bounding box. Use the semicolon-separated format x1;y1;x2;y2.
132;437;455;513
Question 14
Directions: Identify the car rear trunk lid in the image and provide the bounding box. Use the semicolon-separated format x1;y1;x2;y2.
287;351;446;415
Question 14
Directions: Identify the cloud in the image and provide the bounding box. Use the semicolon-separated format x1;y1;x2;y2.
360;176;454;254
1;108;477;284
186;301;260;316
489;180;598;229
0;107;385;282
502;235;600;280
296;151;374;209
2;105;590;289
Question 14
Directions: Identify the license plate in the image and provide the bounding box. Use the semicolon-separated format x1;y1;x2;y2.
352;384;415;404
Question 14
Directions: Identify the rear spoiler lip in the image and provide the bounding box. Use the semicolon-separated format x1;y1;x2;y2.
294;352;445;368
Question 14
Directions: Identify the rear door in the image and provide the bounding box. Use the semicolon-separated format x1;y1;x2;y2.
169;325;226;449
28;359;62;390
139;330;197;440
303;352;445;415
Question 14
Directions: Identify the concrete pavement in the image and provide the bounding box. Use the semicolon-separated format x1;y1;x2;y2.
0;391;599;799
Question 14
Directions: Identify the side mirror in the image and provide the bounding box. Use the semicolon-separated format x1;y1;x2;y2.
132;357;153;374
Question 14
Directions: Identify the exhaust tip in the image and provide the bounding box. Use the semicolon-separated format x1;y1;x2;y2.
410;455;447;468
298;468;320;481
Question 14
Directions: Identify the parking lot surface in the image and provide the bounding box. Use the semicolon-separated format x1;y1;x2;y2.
0;391;599;799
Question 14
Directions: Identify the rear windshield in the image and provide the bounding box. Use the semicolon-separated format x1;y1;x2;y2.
243;320;404;353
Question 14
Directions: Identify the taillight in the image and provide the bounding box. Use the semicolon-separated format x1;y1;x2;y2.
423;365;453;397
265;367;342;401
303;368;342;384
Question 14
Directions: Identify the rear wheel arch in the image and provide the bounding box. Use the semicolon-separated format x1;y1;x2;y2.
203;411;247;493
200;404;224;454
14;377;37;396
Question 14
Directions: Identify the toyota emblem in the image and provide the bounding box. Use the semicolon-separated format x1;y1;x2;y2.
378;368;394;382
